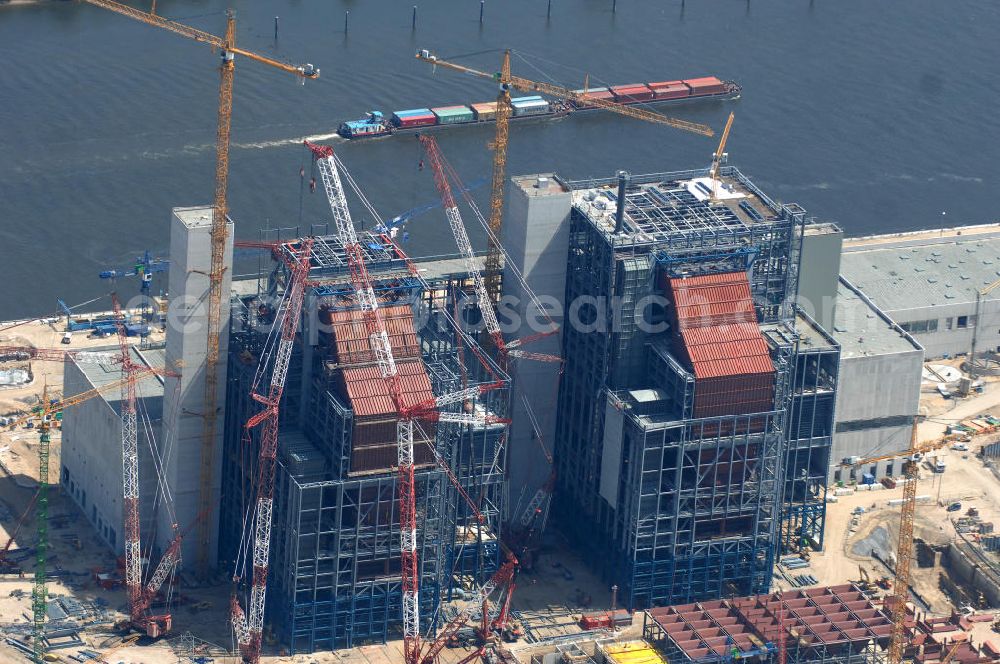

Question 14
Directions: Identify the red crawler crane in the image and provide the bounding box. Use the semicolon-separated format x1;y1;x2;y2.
230;239;314;663
110;293;187;637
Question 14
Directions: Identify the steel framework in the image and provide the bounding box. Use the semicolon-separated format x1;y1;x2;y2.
551;167;818;609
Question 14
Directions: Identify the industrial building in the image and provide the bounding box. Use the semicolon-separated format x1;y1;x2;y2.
61;205;234;567
217;230;509;652
826;280;923;482
60;347;166;555
504;166;836;609
840;227;1000;360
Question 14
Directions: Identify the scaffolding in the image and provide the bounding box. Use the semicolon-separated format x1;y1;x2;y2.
552;167;827;610
220;232;509;653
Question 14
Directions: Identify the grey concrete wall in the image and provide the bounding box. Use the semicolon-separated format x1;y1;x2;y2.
831;348;923;481
945;542;1000;607
60;362;162;555
502;175;571;518
835;349;923;422
797;224;843;332
161;206;234;570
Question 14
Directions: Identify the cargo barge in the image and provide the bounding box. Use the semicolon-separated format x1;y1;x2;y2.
337;76;740;139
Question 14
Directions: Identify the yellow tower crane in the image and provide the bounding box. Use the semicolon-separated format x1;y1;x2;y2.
709;112;735;200
81;0;318;578
842;421;961;663
969;275;1000;374
415;49;714;303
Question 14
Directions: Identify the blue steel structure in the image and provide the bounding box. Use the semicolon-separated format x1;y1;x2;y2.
219;227;507;653
549;166;836;609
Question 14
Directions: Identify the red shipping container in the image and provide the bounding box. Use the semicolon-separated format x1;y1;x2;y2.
683;76;727;96
610;84;655;103
397;113;437;128
579;89;616;102
648;80;690;100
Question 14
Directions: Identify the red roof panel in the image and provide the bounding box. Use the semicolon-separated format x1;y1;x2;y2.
342;360;433;418
665;272;775;412
325;305;422;365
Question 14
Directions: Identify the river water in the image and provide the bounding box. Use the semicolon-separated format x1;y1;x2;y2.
0;0;997;318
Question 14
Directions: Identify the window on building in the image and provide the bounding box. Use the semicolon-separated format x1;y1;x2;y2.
928;319;938;332
834;469;842;483
958;315;969;328
886;462;894;477
870;465;877;476
900;319;937;333
946;318;953;330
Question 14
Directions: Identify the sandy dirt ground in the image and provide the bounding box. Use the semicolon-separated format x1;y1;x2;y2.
807;444;1000;619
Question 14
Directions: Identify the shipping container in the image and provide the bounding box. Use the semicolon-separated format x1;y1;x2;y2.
397;113;437;128
571;87;615;103
648;80;690;100
392;107;433;118
391;109;436;127
432;105;475;124
511;99;550;117
683;76;727;95
610;84;655;103
510;95;544;104
469;101;498;120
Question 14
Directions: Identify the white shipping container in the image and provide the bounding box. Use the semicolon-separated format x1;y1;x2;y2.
857;484;871;491
870;483;885;491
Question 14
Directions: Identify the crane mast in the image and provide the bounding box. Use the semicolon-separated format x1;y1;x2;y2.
110;295;144;627
307;142;516;664
82;0;318;578
415;49;713;310
229;239;313;663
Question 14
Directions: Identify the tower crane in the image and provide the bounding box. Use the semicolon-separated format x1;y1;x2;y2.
969;275;1000;374
230;238;313;664
415;49;714;304
81;0;318;578
840;420;961;664
709;112;735;200
305;141;508;664
100;251;169;322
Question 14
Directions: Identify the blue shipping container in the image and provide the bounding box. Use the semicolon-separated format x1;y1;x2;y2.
393;108;433;118
510;95;544;104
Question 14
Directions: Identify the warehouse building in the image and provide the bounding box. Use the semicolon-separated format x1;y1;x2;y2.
840;228;1000;360
827;279;923;482
60;348;166;556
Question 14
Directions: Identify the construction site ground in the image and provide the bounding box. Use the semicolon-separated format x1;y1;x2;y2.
7;314;1000;661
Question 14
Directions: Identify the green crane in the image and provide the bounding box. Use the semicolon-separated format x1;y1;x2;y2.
31;389;52;662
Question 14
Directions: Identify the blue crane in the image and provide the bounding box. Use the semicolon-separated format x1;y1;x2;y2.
99;250;168;323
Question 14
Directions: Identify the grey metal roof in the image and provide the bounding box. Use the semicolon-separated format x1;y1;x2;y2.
73;345;166;418
840;236;1000;313
828;282;922;360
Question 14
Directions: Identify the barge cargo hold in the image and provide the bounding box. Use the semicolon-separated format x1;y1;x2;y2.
337;75;740;139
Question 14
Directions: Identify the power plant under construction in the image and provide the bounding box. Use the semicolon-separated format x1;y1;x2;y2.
4;3;1000;664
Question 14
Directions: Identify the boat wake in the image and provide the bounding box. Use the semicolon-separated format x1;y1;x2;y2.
232;131;346;151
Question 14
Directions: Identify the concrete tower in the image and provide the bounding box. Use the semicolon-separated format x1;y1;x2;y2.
502;174;572;518
160;206;234;570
